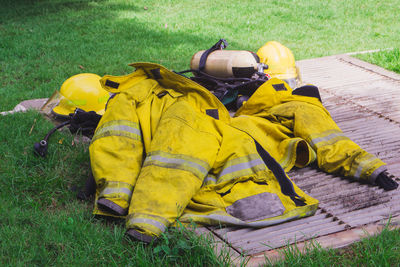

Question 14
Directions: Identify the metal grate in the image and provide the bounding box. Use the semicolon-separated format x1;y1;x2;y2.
204;55;400;257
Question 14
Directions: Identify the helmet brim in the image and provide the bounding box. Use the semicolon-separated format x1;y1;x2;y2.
52;99;76;116
52;98;105;116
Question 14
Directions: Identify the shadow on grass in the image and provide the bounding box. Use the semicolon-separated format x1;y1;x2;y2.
1;0;217;65
0;0;224;110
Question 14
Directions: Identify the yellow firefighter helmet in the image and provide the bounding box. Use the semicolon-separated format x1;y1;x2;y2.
50;73;109;117
257;41;301;88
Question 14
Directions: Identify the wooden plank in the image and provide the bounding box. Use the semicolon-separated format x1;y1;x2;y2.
242;224;348;255
193;227;243;261
246;215;400;267
231;218;338;245
311;185;380;200
222;213;331;243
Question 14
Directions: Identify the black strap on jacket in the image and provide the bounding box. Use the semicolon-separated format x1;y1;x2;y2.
230;121;307;207
253;139;306;207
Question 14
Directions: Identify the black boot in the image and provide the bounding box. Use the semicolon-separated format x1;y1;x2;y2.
125;229;156;244
97;198;128;216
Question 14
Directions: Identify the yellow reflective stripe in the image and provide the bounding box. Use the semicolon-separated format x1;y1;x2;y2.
279;138;300;169
126;213;169;235
309;130;350;149
143;151;210;180
98;181;133;202
217;154;266;183
309;146;317;163
92;120;141;143
98;94;109;103
66;99;87;106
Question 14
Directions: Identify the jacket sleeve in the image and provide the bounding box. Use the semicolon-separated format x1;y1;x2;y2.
89;91;144;216
126;101;221;238
269;100;386;184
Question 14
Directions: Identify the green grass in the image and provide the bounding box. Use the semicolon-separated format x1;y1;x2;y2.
356;48;400;74
1;0;400;111
271;226;400;266
1;0;400;266
0;111;234;266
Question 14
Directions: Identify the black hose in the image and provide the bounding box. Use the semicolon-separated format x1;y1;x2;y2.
43;121;70;142
33;120;71;157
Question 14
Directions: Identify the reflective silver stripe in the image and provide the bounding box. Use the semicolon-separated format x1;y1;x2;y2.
92;120;141;142
181;213;294;228
96;124;141;136
99;187;133;198
354;155;381;179
309;131;349;148
219;159;264;177
150;155;208;174
146;151;210;169
202;175;217;186
129;218;167;232
143;152;209;180
97;119;138;129
218;158;265;182
370;165;388;183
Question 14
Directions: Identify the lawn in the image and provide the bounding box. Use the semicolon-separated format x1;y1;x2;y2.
1;0;400;266
356;48;400;74
270;225;400;266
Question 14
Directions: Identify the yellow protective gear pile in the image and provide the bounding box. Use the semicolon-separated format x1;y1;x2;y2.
89;63;386;241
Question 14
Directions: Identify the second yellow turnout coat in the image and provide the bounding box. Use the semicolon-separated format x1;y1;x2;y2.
89;63;386;240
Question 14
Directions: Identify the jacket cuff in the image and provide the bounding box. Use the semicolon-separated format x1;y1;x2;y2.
369;165;388;184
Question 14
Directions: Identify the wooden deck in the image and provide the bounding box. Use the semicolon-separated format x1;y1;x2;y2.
198;54;400;266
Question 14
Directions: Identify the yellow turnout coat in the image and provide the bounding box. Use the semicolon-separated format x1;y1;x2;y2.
89;63;385;239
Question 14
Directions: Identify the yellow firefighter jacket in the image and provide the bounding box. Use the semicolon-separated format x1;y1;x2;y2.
89;63;386;239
